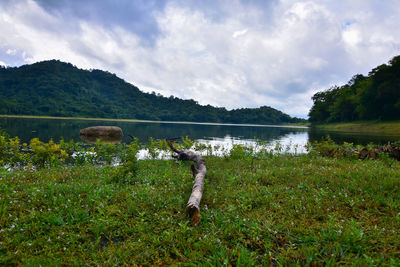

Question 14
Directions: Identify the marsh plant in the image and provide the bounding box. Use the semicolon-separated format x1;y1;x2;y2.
0;135;143;169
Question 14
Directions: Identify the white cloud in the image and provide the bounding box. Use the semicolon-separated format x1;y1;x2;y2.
232;29;248;38
0;0;400;118
6;48;16;55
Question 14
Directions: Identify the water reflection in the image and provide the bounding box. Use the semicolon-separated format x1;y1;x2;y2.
79;135;123;144
308;128;400;145
196;132;309;156
0;117;307;144
2;117;398;155
135;132;309;159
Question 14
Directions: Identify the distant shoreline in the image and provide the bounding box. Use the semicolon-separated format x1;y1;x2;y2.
0;114;309;129
313;121;400;136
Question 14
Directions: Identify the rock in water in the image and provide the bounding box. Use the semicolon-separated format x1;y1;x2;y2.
79;134;123;144
79;126;123;138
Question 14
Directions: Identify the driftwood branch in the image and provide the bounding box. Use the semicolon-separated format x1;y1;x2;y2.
167;140;206;226
355;144;400;161
321;143;400;161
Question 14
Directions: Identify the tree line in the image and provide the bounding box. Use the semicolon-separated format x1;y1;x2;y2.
0;60;304;124
309;55;400;123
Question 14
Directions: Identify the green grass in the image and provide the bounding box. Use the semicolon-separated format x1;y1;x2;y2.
314;121;400;136
1;147;400;265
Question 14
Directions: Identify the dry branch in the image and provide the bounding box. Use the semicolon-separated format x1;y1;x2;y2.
167;140;206;226
322;143;400;161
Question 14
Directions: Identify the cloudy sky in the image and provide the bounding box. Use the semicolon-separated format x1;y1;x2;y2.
1;0;399;118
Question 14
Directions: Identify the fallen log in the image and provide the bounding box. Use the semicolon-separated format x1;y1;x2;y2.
167;140;206;226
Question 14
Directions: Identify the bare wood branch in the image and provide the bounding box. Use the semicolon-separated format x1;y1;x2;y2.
321;143;400;161
167;140;206;226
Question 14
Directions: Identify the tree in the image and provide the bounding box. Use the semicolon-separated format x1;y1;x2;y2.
309;55;400;123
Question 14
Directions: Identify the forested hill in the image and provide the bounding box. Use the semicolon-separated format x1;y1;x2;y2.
309;55;400;123
0;60;304;124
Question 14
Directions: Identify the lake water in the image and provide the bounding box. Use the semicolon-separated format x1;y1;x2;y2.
1;117;400;154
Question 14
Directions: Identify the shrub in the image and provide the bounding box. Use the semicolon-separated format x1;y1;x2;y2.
309;136;358;159
94;139;118;164
112;138;141;182
29;138;68;167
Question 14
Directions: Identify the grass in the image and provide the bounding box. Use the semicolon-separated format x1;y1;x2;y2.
314;121;400;136
1;141;400;265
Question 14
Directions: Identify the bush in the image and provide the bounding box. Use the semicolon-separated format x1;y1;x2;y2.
229;144;254;160
29;138;68;167
111;138;141;183
309;136;358;159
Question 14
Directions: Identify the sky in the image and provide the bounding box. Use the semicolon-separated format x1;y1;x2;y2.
0;0;399;118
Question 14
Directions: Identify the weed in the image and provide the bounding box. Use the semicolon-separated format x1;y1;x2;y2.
0;135;399;265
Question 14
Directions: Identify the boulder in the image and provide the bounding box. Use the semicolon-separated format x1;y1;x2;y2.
79;126;123;138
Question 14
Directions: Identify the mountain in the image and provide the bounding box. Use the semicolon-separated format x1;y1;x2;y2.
0;60;304;124
309;55;400;123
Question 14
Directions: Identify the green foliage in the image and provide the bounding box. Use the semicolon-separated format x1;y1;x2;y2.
181;136;194;149
0;60;305;124
309;55;400;123
0;128;9;139
94;139;118;164
309;136;358;159
114;138;141;181
8;137;27;166
0;134;142;169
1;140;400;265
146;137;160;159
0;135;7;164
29;138;69;167
1;134;400;265
229;144;254;160
193;141;208;154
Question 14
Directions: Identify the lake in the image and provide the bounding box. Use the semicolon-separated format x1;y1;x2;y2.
1;117;400;153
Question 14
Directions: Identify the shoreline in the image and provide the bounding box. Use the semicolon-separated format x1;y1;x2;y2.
312;120;400;136
0;114;309;129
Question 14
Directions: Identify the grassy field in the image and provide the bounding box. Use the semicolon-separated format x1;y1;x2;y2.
1;138;400;265
314;121;400;136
